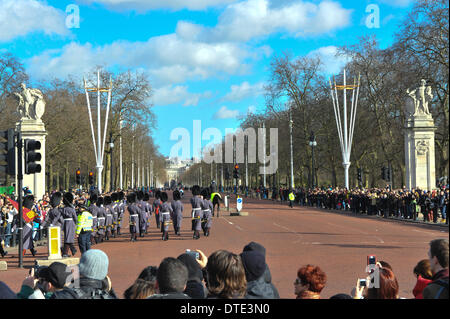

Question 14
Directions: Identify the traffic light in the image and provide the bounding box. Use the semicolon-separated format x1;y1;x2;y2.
76;169;81;185
24;139;41;174
89;171;94;185
357;168;362;183
386;167;391;181
233;164;240;179
0;129;15;184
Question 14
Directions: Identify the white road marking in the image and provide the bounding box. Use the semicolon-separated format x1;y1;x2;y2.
235;225;243;231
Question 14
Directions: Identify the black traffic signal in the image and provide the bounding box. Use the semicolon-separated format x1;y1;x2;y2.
24;139;41;174
357;168;362;183
0;129;15;182
386;167;391;181
76;169;81;185
89;171;94;185
233;164;240;179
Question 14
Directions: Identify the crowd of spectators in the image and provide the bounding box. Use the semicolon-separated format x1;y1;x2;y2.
233;185;449;224
0;239;447;300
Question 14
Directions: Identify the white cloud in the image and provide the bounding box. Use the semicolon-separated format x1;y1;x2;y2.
222;81;265;102
307;45;350;76
153;85;212;106
26;34;250;84
0;0;69;42
175;0;352;42
77;0;238;11
213;106;240;119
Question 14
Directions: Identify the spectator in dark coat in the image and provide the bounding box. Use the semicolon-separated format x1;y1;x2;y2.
240;251;279;299
423;239;449;299
148;257;190;299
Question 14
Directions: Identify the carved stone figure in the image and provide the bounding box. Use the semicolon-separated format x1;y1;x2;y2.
416;140;429;156
406;79;433;117
14;83;46;121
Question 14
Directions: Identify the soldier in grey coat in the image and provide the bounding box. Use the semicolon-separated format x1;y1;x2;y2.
117;191;125;235
96;197;107;243
111;192;119;238
88;193;99;245
42;192;65;249
190;185;203;240
61;192;78;257
153;190;162;229
171;190;183;236
159;192;173;241
127;192;141;242
136;191;147;237
143;192;152;233
201;188;213;237
104;195;113;241
21;195;37;256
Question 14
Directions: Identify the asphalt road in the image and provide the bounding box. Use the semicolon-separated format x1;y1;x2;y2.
1;191;448;299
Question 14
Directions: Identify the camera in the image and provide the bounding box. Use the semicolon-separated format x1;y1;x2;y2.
186;249;199;260
359;279;366;287
367;255;376;265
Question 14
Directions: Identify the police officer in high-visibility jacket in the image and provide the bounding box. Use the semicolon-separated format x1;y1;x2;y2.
76;206;94;254
289;189;295;208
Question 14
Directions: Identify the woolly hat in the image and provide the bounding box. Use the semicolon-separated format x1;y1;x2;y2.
160;192;168;203
78;249;109;281
50;192;62;208
240;251;266;282
243;241;266;258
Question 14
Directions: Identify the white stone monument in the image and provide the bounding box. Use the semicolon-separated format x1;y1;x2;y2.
13;83;47;199
404;79;436;191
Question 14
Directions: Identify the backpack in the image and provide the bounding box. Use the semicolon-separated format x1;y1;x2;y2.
433;279;449;299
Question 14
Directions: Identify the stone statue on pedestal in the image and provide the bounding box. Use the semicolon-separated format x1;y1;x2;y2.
13;83;46;121
406;79;433;117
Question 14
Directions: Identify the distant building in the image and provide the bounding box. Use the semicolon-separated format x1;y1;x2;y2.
165;157;193;184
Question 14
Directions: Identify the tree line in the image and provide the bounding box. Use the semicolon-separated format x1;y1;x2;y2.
182;0;448;190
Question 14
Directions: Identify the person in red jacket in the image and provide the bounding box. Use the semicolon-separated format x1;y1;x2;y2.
412;259;433;299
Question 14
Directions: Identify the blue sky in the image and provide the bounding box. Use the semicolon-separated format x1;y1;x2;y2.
0;0;415;159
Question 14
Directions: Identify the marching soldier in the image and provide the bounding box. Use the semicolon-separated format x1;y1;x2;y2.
111;192;119;238
61;192;78;257
153;190;162;229
190;185;203;240
201;188;213;237
104;195;113;241
143;192;152;233
136;191;146;237
126;192;140;242
159;192;173;241
88;193;99;245
20;195;37;256
42;192;65;251
171;190;183;236
117;191;125;235
96;197;106;243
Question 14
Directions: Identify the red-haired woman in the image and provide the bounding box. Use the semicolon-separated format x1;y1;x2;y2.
294;265;327;299
412;259;433;299
354;264;400;299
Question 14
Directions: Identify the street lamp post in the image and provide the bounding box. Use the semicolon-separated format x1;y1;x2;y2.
309;131;317;189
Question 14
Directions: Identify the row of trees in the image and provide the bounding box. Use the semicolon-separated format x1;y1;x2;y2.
182;0;449;190
0;56;167;192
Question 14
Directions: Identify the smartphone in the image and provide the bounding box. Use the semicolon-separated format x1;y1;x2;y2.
359;279;367;287
367;255;377;265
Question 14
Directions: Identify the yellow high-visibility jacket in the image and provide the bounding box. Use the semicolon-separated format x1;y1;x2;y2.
289;192;295;201
76;210;93;234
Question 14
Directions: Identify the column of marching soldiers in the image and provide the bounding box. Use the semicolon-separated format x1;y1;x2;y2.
20;185;219;257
